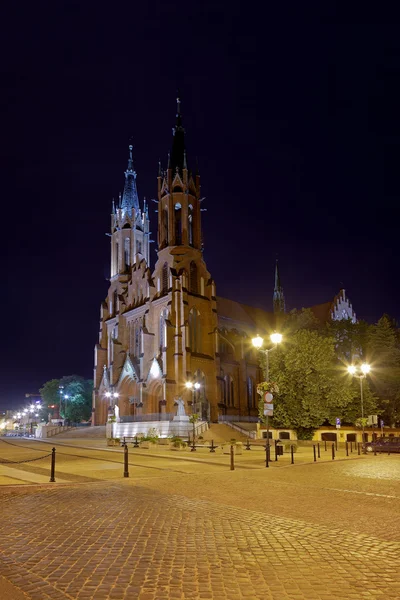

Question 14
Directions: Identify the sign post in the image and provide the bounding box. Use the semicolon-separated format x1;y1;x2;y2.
336;417;341;429
263;392;273;468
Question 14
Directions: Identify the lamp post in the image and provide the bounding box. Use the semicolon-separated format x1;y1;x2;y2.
186;381;202;444
348;363;371;445
252;332;283;466
185;381;201;415
58;385;64;420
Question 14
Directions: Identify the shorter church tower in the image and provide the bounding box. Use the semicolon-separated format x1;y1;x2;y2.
273;260;285;314
92;145;151;425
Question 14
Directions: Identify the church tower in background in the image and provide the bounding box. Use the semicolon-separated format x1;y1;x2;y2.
273;260;285;314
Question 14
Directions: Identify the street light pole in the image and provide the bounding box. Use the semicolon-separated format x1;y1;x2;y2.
348;363;371;446
252;333;282;467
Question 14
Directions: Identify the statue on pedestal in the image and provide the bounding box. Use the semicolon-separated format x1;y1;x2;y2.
173;397;189;422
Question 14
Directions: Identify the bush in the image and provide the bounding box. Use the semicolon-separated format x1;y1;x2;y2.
295;427;316;440
171;437;186;448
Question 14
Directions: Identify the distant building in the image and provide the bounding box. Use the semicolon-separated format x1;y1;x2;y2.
92;100;356;425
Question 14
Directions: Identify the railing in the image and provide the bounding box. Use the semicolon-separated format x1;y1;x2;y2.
218;415;259;423
194;421;209;435
120;413;175;423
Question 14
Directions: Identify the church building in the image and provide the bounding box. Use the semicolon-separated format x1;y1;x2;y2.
92;101;356;425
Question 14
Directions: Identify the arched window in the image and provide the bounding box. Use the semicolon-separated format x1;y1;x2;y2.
115;241;119;273
164;207;169;245
188;204;194;246
224;375;232;406
162;262;168;293
247;377;254;409
134;322;142;357
113;290;118;315
189;308;201;353
136;239;142;255
160;309;168;350
124;237;130;270
175;203;182;245
190;261;198;294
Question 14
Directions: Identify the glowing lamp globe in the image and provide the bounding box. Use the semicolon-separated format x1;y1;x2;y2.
347;365;357;375
270;333;283;345
361;363;371;375
185;382;193;389
252;335;263;349
194;382;201;390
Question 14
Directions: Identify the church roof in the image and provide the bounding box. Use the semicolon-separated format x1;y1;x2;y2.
169;96;187;173
121;144;140;213
309;301;333;322
216;296;275;334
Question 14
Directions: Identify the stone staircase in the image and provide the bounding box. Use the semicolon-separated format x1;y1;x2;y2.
51;426;106;438
199;424;250;444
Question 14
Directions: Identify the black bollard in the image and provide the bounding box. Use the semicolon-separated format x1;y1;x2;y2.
317;443;320;458
358;442;361;455
230;444;235;470
291;445;294;464
350;441;353;453
324;440;327;452
313;445;317;462
245;438;251;451
124;445;129;478
191;438;196;452
374;442;377;456
346;442;349;456
210;439;216;453
49;447;56;482
275;439;278;461
332;443;335;460
265;442;269;468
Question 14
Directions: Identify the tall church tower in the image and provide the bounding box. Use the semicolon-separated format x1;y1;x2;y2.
150;97;219;420
273;260;285;314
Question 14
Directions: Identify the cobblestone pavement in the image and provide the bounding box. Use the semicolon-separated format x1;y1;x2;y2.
0;474;400;600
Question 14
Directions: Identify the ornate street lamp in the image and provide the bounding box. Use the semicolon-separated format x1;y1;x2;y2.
348;363;371;444
252;332;283;467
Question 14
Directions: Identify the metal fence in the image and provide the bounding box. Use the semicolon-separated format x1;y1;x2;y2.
218;415;259;423
120;413;175;423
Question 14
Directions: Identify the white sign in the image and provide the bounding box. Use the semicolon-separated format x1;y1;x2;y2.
264;409;273;416
367;415;378;426
264;392;273;402
264;403;274;411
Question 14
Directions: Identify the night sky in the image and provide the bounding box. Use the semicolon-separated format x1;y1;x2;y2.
2;3;400;408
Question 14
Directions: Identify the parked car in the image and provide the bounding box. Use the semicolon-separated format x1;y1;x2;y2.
364;437;400;453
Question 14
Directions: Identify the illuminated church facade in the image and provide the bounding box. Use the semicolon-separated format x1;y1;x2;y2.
92;102;356;425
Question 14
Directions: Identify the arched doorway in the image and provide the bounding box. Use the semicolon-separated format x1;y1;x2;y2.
118;376;140;419
145;381;163;417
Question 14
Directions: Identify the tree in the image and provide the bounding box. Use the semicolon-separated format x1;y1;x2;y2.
40;375;93;423
39;379;61;416
367;315;400;427
266;329;374;437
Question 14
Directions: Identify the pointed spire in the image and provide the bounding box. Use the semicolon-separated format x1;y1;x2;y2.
169;93;186;173
121;143;140;213
273;259;285;314
112;198;116;214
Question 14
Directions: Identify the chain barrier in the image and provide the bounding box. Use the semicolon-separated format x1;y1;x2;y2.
0;453;52;465
0;437;49;452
